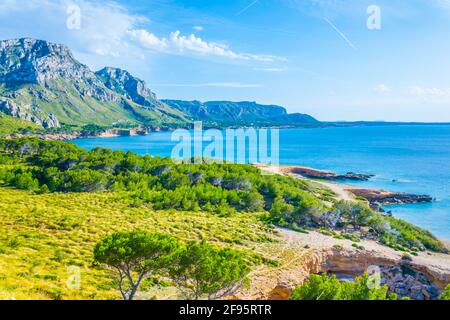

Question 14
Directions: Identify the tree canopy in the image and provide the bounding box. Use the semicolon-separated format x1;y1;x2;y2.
291;273;398;301
94;232;251;300
170;241;250;300
93;231;182;300
440;285;450;300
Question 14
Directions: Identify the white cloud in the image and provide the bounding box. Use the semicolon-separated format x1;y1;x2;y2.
193;26;204;31
0;0;146;61
128;29;285;62
374;84;392;94
127;29;168;51
254;67;288;72
0;0;284;64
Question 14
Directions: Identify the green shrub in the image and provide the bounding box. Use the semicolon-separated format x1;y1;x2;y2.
94;231;182;300
440;285;450;300
291;273;397;300
170;241;250;300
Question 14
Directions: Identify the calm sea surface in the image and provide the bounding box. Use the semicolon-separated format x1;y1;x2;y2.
74;125;450;239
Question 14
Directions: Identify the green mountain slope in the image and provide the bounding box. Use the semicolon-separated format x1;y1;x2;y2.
0;38;319;129
163;100;320;127
0;38;185;128
0;113;42;134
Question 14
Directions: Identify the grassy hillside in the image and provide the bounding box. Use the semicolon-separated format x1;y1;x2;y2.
0;138;445;299
0;187;274;300
2;83;185;128
0;113;42;135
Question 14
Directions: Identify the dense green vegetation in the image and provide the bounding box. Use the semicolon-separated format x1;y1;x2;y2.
94;232;181;300
94;231;250;300
169;240;250;300
0;138;327;217
0;113;42;135
0;187;271;299
291;273;398;300
0;138;445;253
440;285;450;300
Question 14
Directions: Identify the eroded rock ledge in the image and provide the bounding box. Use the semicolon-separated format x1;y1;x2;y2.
237;229;450;300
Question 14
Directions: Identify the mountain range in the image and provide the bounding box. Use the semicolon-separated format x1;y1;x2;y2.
0;38;319;129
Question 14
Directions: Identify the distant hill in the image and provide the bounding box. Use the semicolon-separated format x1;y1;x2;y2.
163;100;320;127
0;38;319;129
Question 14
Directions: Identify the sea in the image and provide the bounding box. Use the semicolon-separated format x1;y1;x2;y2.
74;125;450;239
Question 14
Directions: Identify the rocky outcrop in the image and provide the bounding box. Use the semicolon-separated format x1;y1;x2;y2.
95;67;158;106
0;99;60;128
322;247;445;297
237;229;450;301
379;265;440;300
279;165;432;207
345;187;433;206
285;166;374;181
0;38;95;85
0;38;186;127
163;100;320;127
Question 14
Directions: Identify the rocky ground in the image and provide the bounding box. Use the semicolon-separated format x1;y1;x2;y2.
344;186;433;207
248;164;450;300
236;228;450;300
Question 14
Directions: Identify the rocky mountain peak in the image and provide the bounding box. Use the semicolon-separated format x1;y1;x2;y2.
96;67;158;106
0;37;318;130
0;38;96;86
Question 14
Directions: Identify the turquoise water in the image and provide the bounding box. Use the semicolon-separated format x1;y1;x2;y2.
74;125;450;239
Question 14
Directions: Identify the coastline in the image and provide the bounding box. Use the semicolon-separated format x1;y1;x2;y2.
256;163;434;206
5;135;446;242
255;163;447;240
249;163;450;299
1;134;448;299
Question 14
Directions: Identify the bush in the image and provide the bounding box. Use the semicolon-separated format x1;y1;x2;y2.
94;231;182;300
291;273;397;300
440;285;450;300
170;241;250;300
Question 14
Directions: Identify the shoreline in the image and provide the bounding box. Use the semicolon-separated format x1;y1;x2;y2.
256;163;434;206
247;164;450;299
254;163;448;243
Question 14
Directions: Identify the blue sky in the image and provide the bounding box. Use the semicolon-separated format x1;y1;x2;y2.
1;0;450;121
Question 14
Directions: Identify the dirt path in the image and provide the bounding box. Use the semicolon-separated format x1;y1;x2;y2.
254;163;355;202
313;180;355;202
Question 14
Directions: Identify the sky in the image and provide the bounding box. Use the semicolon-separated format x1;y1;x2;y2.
1;0;450;122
